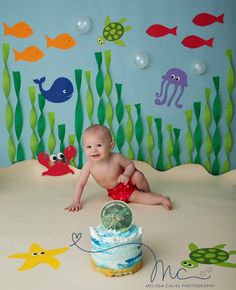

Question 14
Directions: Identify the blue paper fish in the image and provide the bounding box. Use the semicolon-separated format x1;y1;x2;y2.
33;76;73;103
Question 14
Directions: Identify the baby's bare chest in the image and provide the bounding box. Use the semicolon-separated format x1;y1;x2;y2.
90;162;123;188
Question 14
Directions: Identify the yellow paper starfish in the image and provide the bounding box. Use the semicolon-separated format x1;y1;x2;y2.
8;243;68;271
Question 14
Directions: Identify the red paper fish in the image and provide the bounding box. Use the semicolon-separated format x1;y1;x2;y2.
181;35;214;49
146;24;177;38
192;13;224;26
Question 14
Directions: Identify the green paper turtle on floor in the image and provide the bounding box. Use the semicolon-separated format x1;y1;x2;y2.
97;16;132;46
181;243;236;268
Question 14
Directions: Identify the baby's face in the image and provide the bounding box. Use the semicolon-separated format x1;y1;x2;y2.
83;131;113;161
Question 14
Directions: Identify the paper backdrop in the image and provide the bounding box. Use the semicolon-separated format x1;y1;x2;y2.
0;0;235;175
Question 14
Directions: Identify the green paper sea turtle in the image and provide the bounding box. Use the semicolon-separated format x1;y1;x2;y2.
181;243;236;268
97;16;132;46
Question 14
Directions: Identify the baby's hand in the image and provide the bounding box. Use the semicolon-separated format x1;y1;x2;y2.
160;196;172;210
64;201;82;212
118;173;130;185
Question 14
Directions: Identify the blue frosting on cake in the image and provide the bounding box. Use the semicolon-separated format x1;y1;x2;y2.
90;224;143;270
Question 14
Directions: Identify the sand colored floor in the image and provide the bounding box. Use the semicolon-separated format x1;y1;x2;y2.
0;160;236;290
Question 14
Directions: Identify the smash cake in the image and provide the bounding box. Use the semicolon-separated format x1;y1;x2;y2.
90;200;143;277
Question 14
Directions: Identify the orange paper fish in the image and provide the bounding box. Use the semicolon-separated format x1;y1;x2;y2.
3;21;33;38
13;46;44;62
45;33;76;49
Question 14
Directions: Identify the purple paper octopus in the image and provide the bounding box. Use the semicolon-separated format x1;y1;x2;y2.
155;68;188;109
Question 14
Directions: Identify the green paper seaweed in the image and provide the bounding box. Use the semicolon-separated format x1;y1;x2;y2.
211;77;221;175
95;52;105;124
85;71;94;124
213;77;221;124
222;129;232;173
185;110;193;163
2;66;11;98
135;104;144;161
115;83;124;123
193;102;202;164
2;44;11;98
74;69;83;168
104;50;114;138
5;102;13;133
106;98;114;136
36;94;46;155
203;88;212;171
97;95;105;125
115;83;125;152
225;50;235;100
104;50;112;97
222;49;235;173
165;124;173;170
48;112;55;154
154;118;164;171
125;104;134;159
58;124;65;153
68;134;76;167
13;71;24;162
173;128;181;166
97;101;105;126
2;43;15;163
105;99;114;140
146;116;154;166
95;52;104;97
8;138;15;163
116;126;125;153
28;87;38;158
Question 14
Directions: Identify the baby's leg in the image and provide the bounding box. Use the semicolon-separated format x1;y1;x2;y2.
129;170;172;210
128;190;171;210
130;170;151;192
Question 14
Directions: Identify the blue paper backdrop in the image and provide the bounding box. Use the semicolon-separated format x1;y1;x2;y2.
0;0;235;172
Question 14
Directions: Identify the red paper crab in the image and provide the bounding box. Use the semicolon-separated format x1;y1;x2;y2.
37;145;76;176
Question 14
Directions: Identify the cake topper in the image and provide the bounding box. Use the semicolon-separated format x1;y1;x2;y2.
100;200;133;232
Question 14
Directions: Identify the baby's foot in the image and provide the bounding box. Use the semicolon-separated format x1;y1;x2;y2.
160;196;172;210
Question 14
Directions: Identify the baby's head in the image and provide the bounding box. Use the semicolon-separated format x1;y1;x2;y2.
82;125;113;160
83;124;112;143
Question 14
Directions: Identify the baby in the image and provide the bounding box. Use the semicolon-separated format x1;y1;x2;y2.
65;124;172;211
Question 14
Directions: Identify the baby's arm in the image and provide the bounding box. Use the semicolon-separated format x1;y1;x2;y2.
117;155;136;184
65;161;91;212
